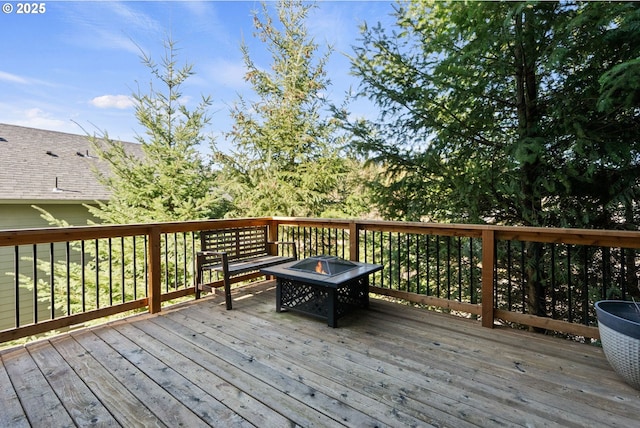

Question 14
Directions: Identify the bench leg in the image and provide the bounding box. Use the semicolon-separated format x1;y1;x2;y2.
223;273;233;310
195;271;202;299
195;255;203;300
195;266;202;300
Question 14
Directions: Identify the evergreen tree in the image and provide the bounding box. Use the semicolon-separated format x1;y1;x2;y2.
217;0;351;218
90;38;228;224
24;39;230;320
342;1;640;229
340;1;640;319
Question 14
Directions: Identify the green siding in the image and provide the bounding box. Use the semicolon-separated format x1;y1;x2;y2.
0;204;100;331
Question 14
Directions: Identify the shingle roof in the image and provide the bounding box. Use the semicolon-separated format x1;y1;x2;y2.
0;123;143;203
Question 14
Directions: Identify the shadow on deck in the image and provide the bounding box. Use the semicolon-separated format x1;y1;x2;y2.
1;281;638;427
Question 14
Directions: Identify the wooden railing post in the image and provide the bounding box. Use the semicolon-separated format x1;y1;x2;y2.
481;229;495;328
267;219;279;255
349;221;359;262
148;226;162;314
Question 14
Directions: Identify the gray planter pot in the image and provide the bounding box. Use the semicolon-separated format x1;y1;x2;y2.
595;300;640;390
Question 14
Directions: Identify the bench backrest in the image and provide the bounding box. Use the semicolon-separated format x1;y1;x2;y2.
200;226;269;261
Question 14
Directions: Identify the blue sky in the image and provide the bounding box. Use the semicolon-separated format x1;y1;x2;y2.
1;0;396;153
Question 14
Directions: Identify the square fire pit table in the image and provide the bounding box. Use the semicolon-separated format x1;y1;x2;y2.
260;255;383;327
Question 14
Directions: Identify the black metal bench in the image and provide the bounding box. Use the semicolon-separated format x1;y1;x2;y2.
195;226;297;309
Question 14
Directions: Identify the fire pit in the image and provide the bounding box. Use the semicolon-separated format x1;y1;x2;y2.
261;255;382;327
288;255;359;276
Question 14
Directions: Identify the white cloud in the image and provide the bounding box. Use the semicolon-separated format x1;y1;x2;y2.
4;108;76;133
61;2;159;55
109;2;161;33
179;95;192;106
90;95;135;110
203;59;248;90
0;70;30;84
0;70;51;86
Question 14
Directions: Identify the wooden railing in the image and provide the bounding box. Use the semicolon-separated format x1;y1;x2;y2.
0;218;270;343
1;217;639;343
273;218;640;340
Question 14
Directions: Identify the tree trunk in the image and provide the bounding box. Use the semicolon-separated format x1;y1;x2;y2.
514;8;547;324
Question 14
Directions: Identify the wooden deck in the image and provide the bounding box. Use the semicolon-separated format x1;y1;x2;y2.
1;281;638;428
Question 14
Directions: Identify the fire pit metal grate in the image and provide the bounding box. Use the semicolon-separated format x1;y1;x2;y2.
287;255;358;277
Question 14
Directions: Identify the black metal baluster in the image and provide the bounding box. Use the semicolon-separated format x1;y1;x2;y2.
95;239;99;309
396;232;401;291
296;226;301;258
50;242;55;319
32;244;38;323
143;235;148;298
14;246;19;327
406;233;411;293
425;235;430;296
550;244;556;319
300;227;305;258
379;231;384;288
164;233;169;292
583;246;589;325
436;236;441;298
567;245;572;323
457;237;462;302
191;232;197;283
469;238;475;305
620;248;626;300
133;236;138;299
108;238;113;306
390;232;395;290
496;237;498;308
66;242;71;316
520;241;525;313
446;236;451;300
601;246;609;300
363;229;368;264
81;240;86;313
174;233;179;289
121;237;126;302
314;227;318;256
415;234;421;294
507;241;512;311
183;232;188;289
418;234;424;294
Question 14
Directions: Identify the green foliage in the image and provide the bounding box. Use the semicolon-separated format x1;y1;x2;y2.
22;39;221;323
89;38;229;224
343;0;640;230
340;0;640;319
217;0;358;218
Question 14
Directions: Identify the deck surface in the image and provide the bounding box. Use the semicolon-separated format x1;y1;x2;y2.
1;281;639;427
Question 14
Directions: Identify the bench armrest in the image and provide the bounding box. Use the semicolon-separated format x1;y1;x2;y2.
268;241;297;259
197;250;229;270
197;250;227;256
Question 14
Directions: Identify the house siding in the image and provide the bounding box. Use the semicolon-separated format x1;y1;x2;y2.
0;204;102;331
0;124;144;334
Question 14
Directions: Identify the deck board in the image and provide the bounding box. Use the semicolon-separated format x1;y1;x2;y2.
49;333;166;427
1;281;639;427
